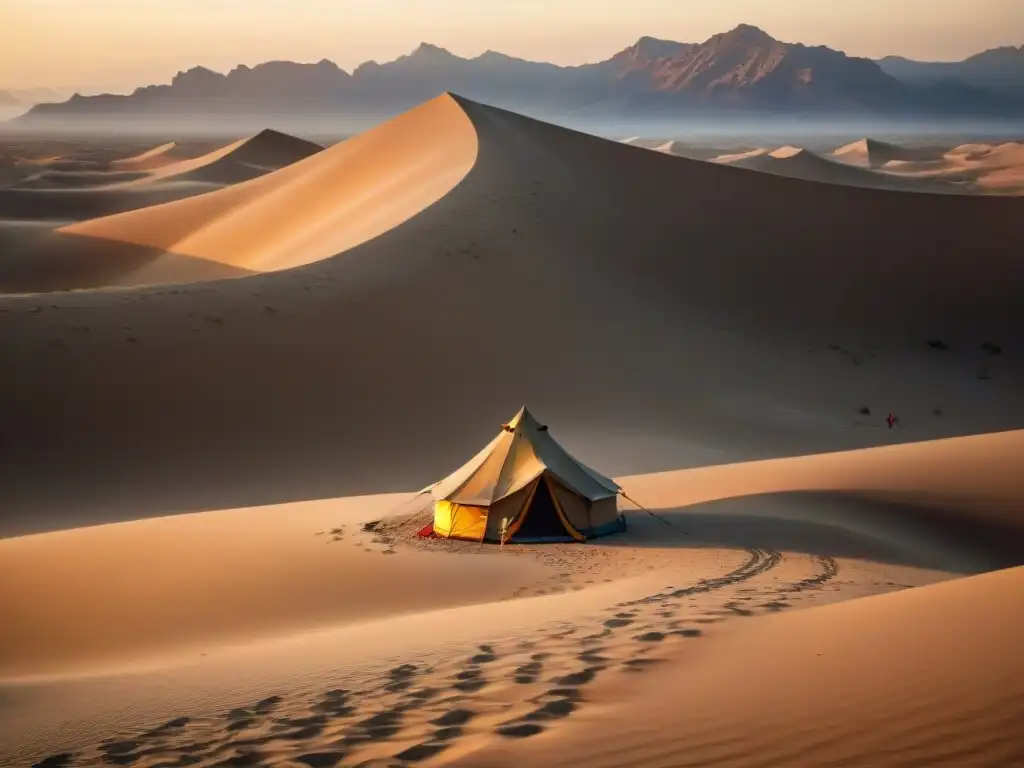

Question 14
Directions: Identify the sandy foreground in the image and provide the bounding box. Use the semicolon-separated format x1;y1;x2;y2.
1;95;1023;766
2;429;1023;766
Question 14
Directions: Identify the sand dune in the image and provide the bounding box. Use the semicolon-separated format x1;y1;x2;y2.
5;96;476;289
12;168;150;190
882;141;1024;194
0;131;331;291
457;565;1024;768
618;136;664;149
709;146;769;163
651;140;686;155
831;137;935;168
713;144;955;191
0;494;551;679
120;129;323;187
0;131;320;222
1;93;1023;526
109;141;187;171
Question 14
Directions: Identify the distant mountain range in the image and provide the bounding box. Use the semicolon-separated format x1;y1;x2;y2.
11;25;1023;128
878;46;1024;99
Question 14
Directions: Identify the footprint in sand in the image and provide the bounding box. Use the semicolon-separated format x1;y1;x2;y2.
272;714;328;740
621;657;666;672
634;631;666;643
402;687;441;708
310;689;354;718
452;668;489;693
431;709;477;728
723;601;755;617
673;628;703;638
144;716;191;737
100;739;140;760
553;667;600;686
512;660;544;684
603;612;635;628
393;742;451;762
470;645;497;664
580;627;613;644
579;649;610;665
496;687;580;739
242;696;282;719
341;707;406;745
495;722;546;739
294;753;347;768
386;663;419;692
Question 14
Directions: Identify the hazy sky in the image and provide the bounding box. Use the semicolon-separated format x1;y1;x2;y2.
2;0;1021;92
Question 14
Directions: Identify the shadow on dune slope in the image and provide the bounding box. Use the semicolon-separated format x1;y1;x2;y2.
0;183;221;222
606;491;1024;574
0;230;254;293
1;94;1023;530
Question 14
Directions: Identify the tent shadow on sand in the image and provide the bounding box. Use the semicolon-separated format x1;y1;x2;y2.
600;490;1024;575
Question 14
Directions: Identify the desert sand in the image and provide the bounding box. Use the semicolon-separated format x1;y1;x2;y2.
0;131;326;292
1;94;1023;767
621;135;1024;195
830;137;935;168
114;129;323;187
712;144;962;192
878;141;1024;194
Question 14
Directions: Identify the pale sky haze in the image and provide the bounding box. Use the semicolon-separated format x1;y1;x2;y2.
2;0;1021;92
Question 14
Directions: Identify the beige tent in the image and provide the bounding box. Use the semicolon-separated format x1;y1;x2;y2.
424;407;625;542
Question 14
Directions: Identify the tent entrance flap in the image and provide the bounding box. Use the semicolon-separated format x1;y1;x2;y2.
506;474;581;540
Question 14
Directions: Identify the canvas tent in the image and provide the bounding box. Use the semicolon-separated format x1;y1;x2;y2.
423;407;625;543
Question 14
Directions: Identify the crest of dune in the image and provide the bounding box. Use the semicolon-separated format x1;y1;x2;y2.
115;129;323;186
109;142;185;172
711;147;769;163
831;137;935;168
713;144;951;191
58;94;478;277
652;140;687;155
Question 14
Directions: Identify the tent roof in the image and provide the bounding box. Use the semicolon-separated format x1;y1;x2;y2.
427;407;621;506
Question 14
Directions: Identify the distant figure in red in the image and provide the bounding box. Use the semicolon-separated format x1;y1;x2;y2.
886;412;898;429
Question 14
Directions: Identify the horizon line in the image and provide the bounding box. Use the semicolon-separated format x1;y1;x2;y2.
5;23;1018;95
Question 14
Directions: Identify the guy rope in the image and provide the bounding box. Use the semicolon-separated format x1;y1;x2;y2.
617;489;684;532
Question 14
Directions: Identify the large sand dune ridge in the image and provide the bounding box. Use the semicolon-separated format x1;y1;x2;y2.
55;96;476;280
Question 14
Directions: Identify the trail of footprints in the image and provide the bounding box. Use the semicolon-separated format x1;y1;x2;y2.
36;551;839;768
